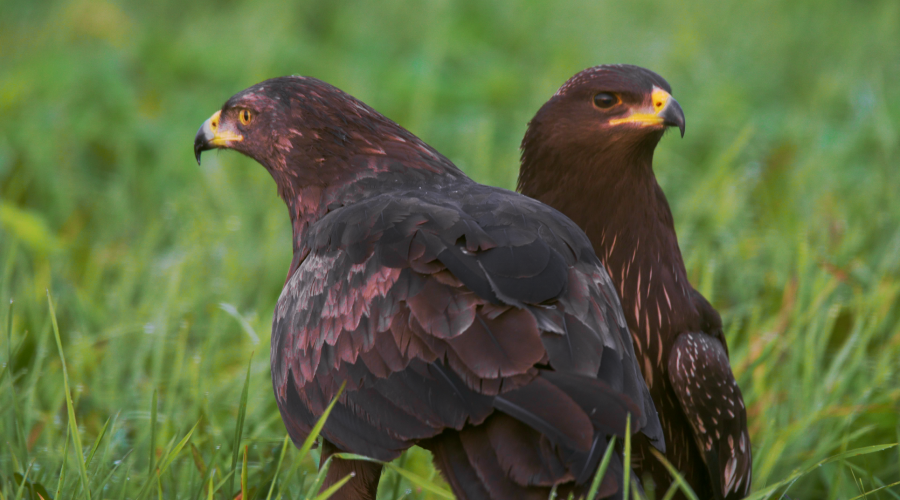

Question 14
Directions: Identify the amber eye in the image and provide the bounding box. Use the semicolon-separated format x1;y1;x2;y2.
239;109;252;125
593;92;619;109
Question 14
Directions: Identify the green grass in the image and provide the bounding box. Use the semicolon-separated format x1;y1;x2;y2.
2;0;899;498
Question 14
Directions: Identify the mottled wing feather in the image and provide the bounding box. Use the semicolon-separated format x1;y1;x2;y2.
272;185;661;489
668;332;752;499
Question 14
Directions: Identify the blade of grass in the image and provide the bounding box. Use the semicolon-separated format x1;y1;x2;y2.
743;443;898;500
264;434;291;500
48;292;92;500
297;381;346;461
230;355;253;496
312;473;354;500
389;449;409;500
241;445;248;499
0;299;28;470
218;303;260;344
190;443;208;478
630;480;646;500
648;448;700;500
211;470;235;498
660;481;680;500
5;298;26;464
116;462;130;500
94;412;122;487
149;389;158;476
135;420;200;500
0;307;26;386
384;462;454;499
9;452;21;479
5;299;11;374
870;474;900;500
306;457;332;499
22;319;51;465
586;435;617;500
85;416;111;468
328;452;454;500
623;415;631;500
295;472;309;500
92;449;131;495
158;420;200;475
273;448;310;500
847;479;900;500
30;482;53;500
0;337;26;386
12;460;35;500
294;384;355;500
191;465;216;500
0;336;27;385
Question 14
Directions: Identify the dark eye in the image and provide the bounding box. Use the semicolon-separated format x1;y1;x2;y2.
593;92;619;109
239;109;252;125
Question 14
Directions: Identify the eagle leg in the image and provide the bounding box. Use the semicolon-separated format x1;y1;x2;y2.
320;440;383;500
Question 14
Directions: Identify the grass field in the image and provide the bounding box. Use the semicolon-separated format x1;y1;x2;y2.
2;0;900;498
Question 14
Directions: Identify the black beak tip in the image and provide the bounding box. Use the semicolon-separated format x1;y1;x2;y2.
194;126;207;165
661;99;686;139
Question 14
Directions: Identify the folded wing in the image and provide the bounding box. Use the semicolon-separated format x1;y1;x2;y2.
272;186;663;497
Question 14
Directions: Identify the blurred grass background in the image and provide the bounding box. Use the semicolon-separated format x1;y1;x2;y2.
2;0;900;498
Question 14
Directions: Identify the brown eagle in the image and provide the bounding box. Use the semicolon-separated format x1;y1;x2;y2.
518;64;752;499
194;76;664;499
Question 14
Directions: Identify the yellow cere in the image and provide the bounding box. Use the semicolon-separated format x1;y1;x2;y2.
651;87;671;113
205;109;243;145
608;86;673;128
210;110;220;132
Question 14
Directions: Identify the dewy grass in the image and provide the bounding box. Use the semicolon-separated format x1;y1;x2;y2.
149;389;158;477
48;292;92;500
649;449;701;500
2;0;900;498
229;356;253;495
623;417;631;500
586;436;617;500
264;434;291;500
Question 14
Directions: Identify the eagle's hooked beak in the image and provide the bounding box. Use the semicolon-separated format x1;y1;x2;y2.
194;110;244;165
609;87;686;138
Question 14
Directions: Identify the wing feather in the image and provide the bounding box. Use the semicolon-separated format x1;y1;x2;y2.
669;332;752;499
271;187;662;493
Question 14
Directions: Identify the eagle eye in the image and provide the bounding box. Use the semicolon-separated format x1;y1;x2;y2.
593;92;619;109
239;109;252;126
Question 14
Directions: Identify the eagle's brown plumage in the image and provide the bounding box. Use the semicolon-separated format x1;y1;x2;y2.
518;65;752;499
194;76;664;500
